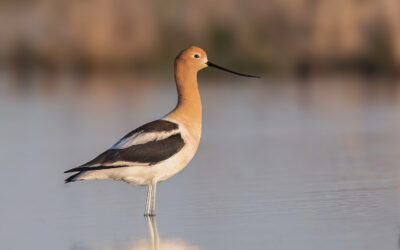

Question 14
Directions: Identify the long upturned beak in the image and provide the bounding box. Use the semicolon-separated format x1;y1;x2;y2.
207;62;260;78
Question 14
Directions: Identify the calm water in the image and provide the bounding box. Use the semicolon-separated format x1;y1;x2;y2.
1;72;400;250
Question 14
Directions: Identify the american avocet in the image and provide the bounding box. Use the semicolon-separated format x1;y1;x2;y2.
64;46;259;216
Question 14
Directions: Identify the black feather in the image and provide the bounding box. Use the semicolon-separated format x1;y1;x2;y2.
65;172;81;183
65;133;185;173
65;119;181;174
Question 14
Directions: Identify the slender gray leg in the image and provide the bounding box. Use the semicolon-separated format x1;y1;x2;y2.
150;182;157;215
145;184;153;216
145;182;157;216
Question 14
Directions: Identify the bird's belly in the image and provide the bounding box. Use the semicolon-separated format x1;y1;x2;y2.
121;143;197;185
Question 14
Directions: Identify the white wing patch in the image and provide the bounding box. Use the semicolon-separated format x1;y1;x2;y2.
111;129;179;149
89;161;150;167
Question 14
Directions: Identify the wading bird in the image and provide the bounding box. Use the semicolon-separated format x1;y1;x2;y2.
64;46;259;216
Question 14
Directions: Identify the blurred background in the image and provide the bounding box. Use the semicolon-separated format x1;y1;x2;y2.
1;0;400;76
1;1;400;250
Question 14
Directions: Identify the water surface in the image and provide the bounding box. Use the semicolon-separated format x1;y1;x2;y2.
0;73;399;249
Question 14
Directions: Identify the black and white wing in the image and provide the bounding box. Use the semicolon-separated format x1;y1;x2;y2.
65;119;184;175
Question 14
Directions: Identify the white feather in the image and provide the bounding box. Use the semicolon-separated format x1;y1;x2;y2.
111;129;179;149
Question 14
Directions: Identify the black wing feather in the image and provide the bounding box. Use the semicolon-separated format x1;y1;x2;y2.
65;133;185;173
65;119;181;173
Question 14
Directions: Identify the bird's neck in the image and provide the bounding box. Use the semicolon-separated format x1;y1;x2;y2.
167;64;202;142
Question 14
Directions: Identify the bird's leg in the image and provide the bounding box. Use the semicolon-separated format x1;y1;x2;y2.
145;182;157;216
145;184;153;216
150;182;157;215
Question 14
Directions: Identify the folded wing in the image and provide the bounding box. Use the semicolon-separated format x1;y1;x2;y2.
65;120;184;173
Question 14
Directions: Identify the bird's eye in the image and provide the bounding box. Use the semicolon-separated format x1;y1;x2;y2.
194;54;200;59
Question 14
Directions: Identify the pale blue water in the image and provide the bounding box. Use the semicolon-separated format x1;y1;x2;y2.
0;72;399;249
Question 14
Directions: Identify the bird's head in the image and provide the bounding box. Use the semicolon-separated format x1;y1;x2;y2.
175;46;260;78
175;46;208;72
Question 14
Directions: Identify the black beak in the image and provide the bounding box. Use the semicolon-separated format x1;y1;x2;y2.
207;62;260;78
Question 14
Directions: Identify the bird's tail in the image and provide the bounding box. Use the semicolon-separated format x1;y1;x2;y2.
65;172;83;183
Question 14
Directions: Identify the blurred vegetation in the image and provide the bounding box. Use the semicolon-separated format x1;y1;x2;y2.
1;0;400;76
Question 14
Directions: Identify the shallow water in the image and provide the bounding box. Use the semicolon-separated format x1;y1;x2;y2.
1;72;399;250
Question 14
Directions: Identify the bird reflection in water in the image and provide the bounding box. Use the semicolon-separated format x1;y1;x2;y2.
131;216;198;250
96;216;199;250
145;216;159;250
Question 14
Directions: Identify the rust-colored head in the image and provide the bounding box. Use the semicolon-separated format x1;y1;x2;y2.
175;46;260;78
175;46;208;72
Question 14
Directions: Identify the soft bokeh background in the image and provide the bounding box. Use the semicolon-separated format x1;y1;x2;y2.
1;1;400;250
1;0;400;75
